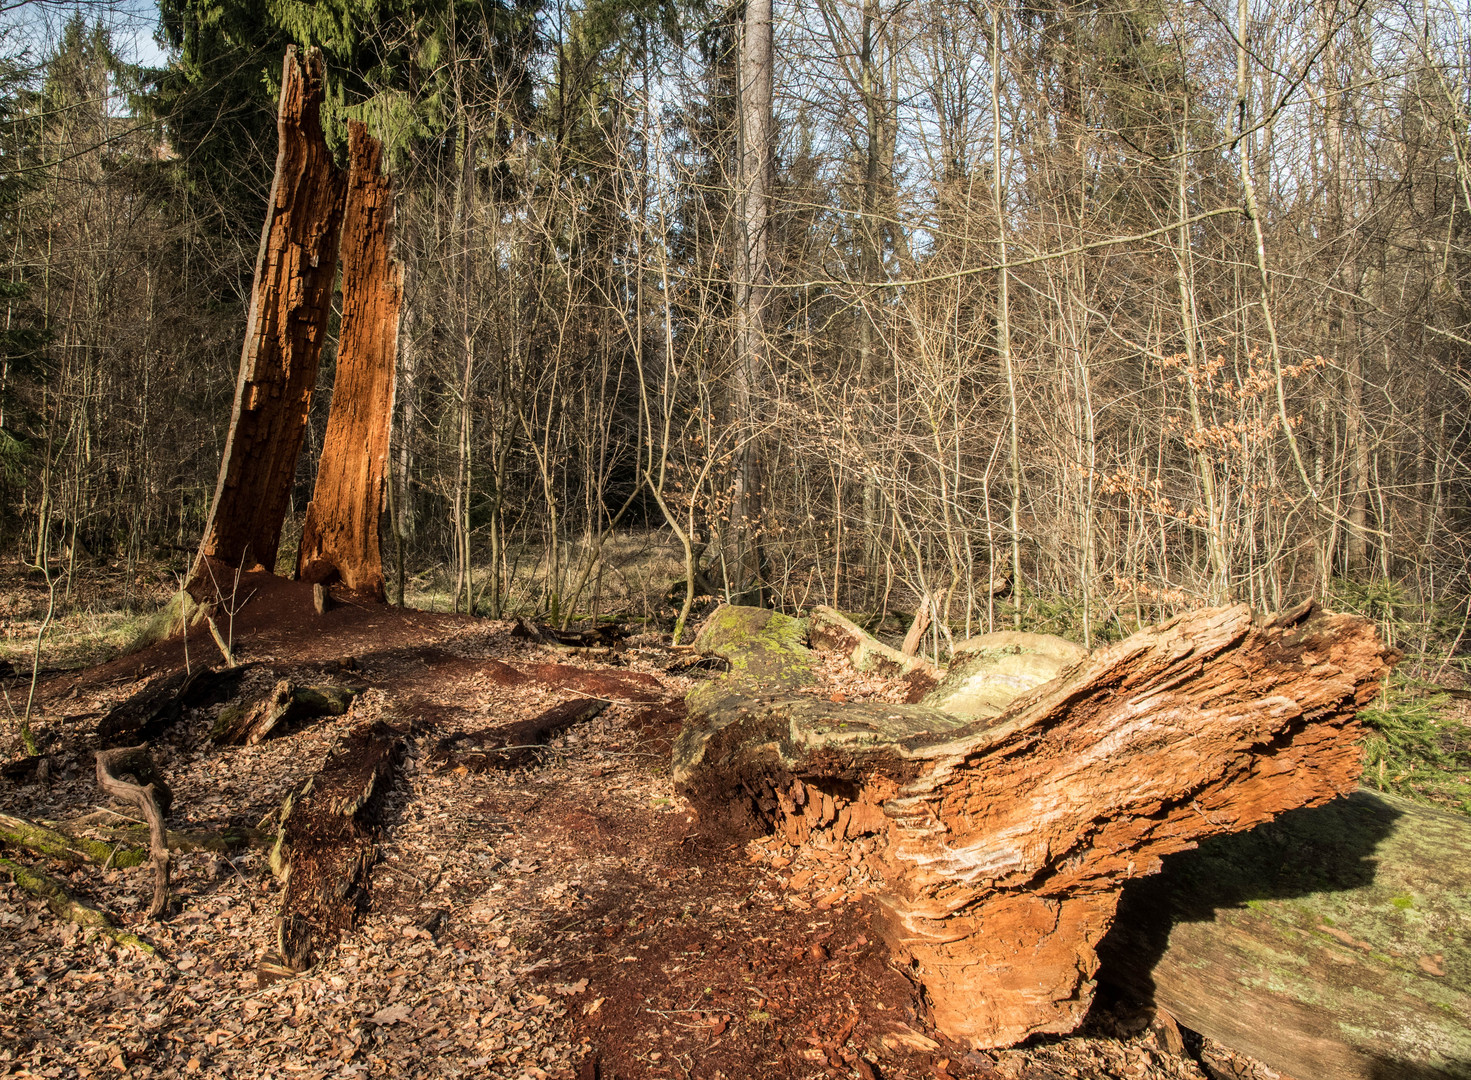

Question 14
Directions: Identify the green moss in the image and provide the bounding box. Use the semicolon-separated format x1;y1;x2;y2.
1392;895;1415;910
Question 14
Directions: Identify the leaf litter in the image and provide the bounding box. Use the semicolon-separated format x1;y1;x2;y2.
1;574;1287;1080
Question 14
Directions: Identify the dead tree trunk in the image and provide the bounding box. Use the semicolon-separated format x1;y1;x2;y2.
296;121;401;599
191;46;346;587
263;722;398;981
673;602;1396;1050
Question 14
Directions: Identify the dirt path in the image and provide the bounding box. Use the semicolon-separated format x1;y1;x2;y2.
1;576;1245;1080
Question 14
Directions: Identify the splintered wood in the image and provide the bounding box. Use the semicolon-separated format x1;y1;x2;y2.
191;47;345;583
674;601;1397;1049
296;121;402;598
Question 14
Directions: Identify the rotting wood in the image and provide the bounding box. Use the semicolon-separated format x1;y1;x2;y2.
296;121;401;599
190;46;347;586
1099;787;1471;1080
313;582;328;615
0;856;154;956
94;746;172;919
433;698;611;773
264;721;398;980
673;601;1397;1050
212;680;358;746
96;665;250;746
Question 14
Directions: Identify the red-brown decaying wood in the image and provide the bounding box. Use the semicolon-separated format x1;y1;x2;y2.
191;47;346;585
189;48;344;591
674;601;1398;1049
296;121;401;598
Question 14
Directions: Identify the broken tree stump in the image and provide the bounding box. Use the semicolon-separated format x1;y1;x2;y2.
673;601;1396;1049
212;680;358;745
1099;787;1471;1080
190;46;346;584
264;721;398;979
296;121;401;600
95;746;173;919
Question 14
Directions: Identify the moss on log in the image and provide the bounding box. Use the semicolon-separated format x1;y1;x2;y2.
0;856;154;956
691;605;815;696
213;680;357;745
0;812;147;868
1101;788;1471;1080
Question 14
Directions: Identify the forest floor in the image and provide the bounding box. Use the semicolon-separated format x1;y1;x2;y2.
0;566;1458;1080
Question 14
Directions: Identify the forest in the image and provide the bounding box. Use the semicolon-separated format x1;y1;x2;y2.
1;0;1470;1077
2;0;1469;647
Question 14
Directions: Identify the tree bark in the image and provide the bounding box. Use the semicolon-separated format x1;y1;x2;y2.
264;722;398;979
729;0;774;600
673;601;1397;1050
191;47;346;586
297;121;401;599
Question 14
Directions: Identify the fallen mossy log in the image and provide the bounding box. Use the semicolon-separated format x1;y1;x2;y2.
1099;787;1471;1080
0;812;147;868
97;665;251;746
264;721;399;981
433;697;612;773
674;601;1396;1050
0;856;154;956
212;680;358;745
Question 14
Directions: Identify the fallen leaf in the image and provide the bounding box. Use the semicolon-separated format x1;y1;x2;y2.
372;1003;413;1026
553;979;588;996
583;997;605;1016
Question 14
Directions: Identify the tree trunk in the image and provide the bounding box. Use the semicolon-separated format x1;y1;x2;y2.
729;0;774;600
296;122;402;599
673;601;1396;1050
191;47;346;586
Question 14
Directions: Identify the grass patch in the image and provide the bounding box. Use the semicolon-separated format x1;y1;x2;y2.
1359;676;1471;817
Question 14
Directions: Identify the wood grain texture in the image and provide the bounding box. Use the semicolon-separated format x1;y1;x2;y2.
192;47;346;583
297;121;401;598
674;601;1398;1049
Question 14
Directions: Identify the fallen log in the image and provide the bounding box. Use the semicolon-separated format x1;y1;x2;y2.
0;812;147;868
0;856;154;956
1099;787;1471;1080
434;697;611;772
264;721;398;980
96;664;250;746
212;679;358;745
95;746;172;919
673;601;1396;1050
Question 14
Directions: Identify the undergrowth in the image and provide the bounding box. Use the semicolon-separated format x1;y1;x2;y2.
1359;675;1471;816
